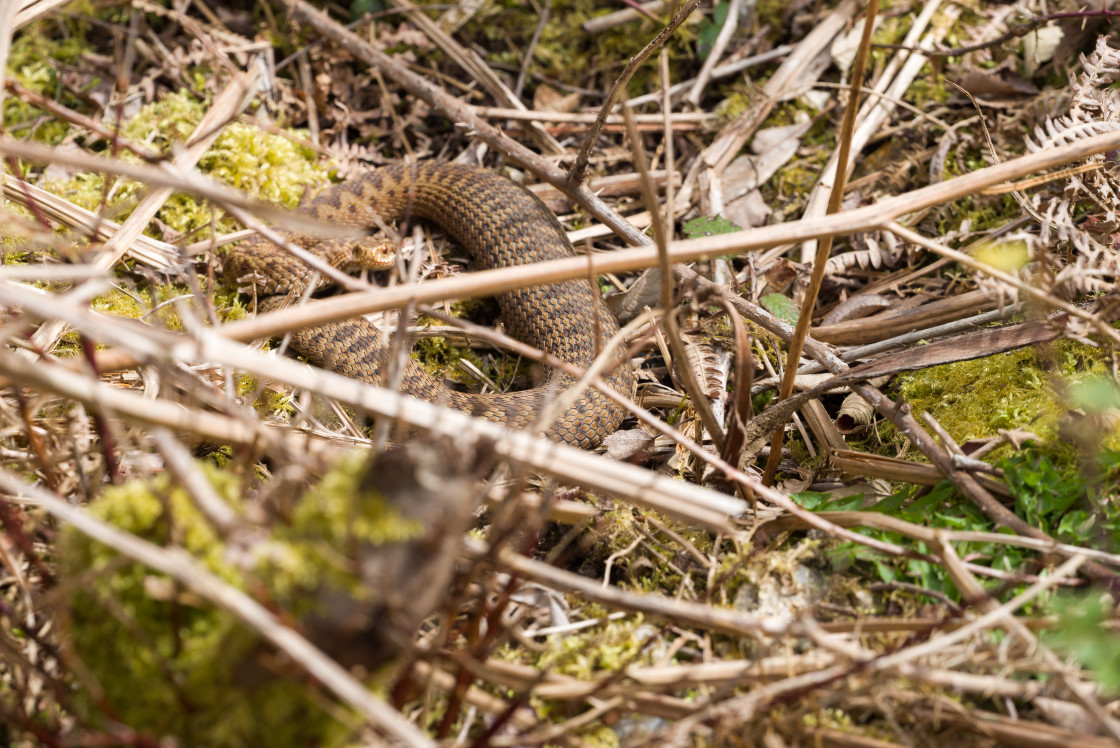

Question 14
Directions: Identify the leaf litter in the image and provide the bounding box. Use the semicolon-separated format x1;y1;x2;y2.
1;1;1120;746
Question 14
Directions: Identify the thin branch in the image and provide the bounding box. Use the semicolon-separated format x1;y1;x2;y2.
567;0;701;185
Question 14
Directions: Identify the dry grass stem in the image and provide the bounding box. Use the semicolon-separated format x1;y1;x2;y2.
204;127;1120;345
762;0;878;485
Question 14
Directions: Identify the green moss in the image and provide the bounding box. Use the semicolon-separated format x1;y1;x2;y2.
412;305;531;390
759;101;809;129
754;0;790;36
90;287;146;320
6;13;95;142
198;121;323;209
767;148;832;211
213;286;251;323
119;89;208;146
0;225;34;264
60;469;292;746
803;707;854;730
894;339;1118;455
714;90;756;122
535;616;655;679
90;283;197;331
39;171;111;213
904;72;951;107
799;113;840;148
412;331;492;385
554;505;717;598
60;452;421;746
493;609;639;743
40;91;329;242
870;14;909;48
462;0;699;99
231;368;299;422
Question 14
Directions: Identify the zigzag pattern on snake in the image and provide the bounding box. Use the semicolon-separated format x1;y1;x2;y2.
225;161;633;448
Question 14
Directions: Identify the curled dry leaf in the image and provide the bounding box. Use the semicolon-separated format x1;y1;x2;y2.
603;428;657;462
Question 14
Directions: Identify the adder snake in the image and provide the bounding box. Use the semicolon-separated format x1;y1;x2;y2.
225;162;633;448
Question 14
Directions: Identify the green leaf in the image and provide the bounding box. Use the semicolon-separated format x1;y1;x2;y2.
1068;376;1120;413
696;2;730;60
873;560;896;583
761;293;800;326
827;494;866;512
1051;594;1120;693
682;214;741;238
792;491;828;510
870;490;908;514
900;482;955;522
351;0;388;17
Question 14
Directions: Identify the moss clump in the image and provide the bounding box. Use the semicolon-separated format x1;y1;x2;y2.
0;225;33;264
6;15;94;142
462;0;699;99
90;283;200;331
753;0;791;37
768;147;832;211
555;506;716;597
60;452;420;747
214;285;251;323
412;330;493;385
252;381;298;422
412;304;532;390
534;616;656;679
60;468;318;747
196;120;324;209
894;339;1119;454
714;90;757;123
41;91;328;241
90;286;147;320
265;452;423;603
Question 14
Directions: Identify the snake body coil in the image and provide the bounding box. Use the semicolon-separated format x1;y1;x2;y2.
226;162;633;448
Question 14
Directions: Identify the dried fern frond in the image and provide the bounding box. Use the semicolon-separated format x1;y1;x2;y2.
1027;36;1120;299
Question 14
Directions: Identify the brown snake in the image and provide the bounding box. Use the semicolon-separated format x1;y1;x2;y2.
225;162;633;448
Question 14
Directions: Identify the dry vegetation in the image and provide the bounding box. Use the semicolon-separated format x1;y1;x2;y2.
2;0;1120;745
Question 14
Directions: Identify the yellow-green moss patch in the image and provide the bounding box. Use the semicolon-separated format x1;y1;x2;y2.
60;452;422;747
894;339;1119;455
41;91;329;242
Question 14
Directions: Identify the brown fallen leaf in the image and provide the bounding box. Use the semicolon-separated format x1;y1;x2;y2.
604;428;657;462
533;83;581;113
953;67;1039;99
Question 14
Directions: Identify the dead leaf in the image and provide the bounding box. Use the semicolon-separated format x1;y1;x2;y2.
1023;26;1063;77
533;84;581;113
954;68;1039;100
605;268;662;324
723;189;771;229
721;121;810;202
604;429;656;461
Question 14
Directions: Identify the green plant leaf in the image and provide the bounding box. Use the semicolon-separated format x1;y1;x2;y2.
351;0;388;16
683;214;741;238
1050;594;1120;693
761;293;800;325
696;2;730;60
1068;376;1120;413
792;491;828;510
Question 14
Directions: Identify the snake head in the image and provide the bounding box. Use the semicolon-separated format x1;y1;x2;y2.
326;237;397;273
351;238;396;271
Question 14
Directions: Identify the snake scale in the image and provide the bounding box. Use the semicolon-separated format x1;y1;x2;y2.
225;162;633;448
